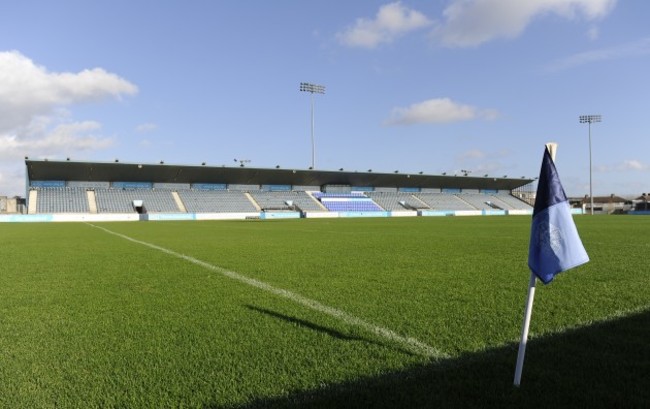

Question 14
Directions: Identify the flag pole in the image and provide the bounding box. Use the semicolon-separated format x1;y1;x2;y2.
513;272;536;386
513;143;557;387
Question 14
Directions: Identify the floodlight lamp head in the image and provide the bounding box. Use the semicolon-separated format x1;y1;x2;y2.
300;82;325;94
579;114;602;123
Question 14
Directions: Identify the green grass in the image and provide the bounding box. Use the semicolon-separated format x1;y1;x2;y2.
0;216;648;408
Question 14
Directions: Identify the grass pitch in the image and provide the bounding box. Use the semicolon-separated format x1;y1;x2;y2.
0;216;648;408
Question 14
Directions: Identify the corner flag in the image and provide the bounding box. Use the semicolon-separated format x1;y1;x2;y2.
528;147;589;284
514;144;590;386
514;143;589;386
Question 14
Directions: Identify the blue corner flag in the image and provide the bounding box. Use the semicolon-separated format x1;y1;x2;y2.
528;147;589;284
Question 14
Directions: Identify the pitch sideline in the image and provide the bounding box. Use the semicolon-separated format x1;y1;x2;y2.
87;223;447;359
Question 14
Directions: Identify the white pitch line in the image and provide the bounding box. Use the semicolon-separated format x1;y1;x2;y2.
87;223;446;359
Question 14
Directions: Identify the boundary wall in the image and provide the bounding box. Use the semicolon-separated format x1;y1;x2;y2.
0;208;569;223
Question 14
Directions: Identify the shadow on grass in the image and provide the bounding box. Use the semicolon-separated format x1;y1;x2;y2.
247;305;364;341
245;305;415;356
221;308;650;409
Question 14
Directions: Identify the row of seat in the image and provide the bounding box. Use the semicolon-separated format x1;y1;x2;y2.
96;189;181;213
31;188;532;214
36;187;89;213
180;190;258;213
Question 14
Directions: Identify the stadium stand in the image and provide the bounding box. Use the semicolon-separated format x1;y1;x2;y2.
18;160;538;219
35;187;89;213
95;189;181;213
415;193;476;211
313;193;384;212
456;193;501;210
27;187;532;215
249;191;324;212
177;190;258;213
490;193;533;210
366;192;429;211
26;186;532;215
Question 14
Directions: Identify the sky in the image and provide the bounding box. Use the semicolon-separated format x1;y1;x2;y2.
1;0;649;198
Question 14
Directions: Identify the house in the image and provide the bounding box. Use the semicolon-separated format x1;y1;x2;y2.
579;194;630;214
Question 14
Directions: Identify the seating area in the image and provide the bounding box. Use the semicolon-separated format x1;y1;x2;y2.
313;193;384;212
455;193;502;210
28;185;532;215
95;189;181;213
177;190;258;213
490;194;533;210
249;191;324;212
35;187;89;213
415;193;476;211
366;192;428;211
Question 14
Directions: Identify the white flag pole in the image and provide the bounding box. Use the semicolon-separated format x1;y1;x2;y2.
513;272;537;386
513;143;557;387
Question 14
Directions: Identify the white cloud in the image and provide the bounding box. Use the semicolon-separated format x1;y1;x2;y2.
384;98;498;126
455;148;513;176
459;148;511;161
435;0;616;47
135;122;158;133
0;50;137;196
471;162;505;174
545;37;650;72
459;149;487;160
620;160;649;171
0;50;138;134
586;25;599;40
0;167;26;198
0;119;114;160
594;159;650;173
0;118;116;195
337;1;617;50
337;2;431;48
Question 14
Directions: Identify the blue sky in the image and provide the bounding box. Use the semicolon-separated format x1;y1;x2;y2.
1;0;648;197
